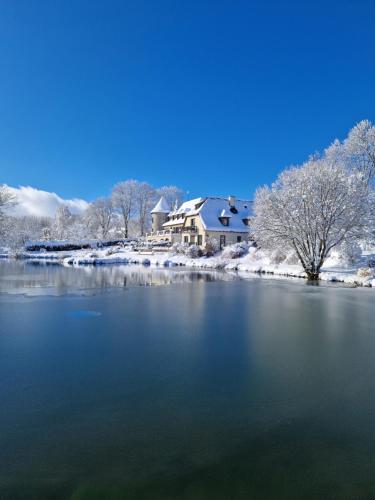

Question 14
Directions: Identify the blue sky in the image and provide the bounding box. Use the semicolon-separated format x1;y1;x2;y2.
1;0;374;202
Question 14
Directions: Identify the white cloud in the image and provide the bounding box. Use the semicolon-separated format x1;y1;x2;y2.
7;185;89;218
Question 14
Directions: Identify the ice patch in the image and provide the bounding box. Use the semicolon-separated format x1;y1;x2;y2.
66;310;102;318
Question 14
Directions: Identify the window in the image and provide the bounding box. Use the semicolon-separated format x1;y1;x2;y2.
230;206;238;214
190;235;195;244
197;234;202;246
237;236;242;242
220;235;226;248
219;217;229;226
242;218;249;226
191;218;195;226
184;236;188;243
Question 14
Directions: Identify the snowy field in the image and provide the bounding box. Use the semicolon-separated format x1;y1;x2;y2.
4;242;375;289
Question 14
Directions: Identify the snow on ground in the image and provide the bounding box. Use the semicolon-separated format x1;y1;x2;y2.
6;243;375;288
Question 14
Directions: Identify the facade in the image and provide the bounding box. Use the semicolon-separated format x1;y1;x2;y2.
147;195;252;247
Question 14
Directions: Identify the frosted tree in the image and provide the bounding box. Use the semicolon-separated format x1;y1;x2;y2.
136;182;155;236
157;185;184;210
111;180;137;238
0;185;16;222
326;120;375;185
325;120;375;242
0;185;16;246
2;215;52;250
85;198;114;239
54;205;73;240
253;159;369;280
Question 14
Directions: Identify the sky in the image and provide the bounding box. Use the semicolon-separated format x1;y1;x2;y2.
1;0;375;211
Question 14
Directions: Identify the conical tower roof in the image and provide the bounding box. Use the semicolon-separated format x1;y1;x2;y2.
151;196;170;214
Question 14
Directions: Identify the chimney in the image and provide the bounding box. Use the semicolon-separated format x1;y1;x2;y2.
228;195;236;207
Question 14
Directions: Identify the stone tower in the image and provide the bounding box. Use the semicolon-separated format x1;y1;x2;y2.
150;196;170;232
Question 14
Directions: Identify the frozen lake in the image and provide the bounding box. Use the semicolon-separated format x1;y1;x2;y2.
1;261;375;499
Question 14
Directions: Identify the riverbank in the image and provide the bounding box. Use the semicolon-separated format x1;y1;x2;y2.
4;244;375;288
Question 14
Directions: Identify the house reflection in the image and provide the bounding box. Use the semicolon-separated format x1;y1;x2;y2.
0;261;239;296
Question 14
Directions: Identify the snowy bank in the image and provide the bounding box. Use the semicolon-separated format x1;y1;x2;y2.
6;242;375;289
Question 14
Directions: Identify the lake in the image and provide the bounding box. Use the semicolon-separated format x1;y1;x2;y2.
1;261;375;499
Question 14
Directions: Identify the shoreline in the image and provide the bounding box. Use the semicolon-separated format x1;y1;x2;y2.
1;246;374;289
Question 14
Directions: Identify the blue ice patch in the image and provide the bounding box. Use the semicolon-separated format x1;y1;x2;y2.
66;310;102;318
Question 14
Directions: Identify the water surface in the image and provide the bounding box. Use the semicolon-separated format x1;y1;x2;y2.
0;261;375;499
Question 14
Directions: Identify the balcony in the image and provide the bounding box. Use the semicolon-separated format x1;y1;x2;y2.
181;226;197;233
145;229;173;238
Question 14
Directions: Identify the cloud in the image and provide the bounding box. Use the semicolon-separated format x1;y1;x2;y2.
7;185;89;218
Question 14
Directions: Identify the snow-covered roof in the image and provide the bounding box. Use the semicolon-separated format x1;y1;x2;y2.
163;217;184;227
199;198;252;232
176;197;204;215
161;196;253;232
220;208;232;218
151;196;170;214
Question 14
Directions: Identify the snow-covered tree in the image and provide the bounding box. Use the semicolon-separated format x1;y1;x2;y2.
157;185;184;210
253;159;369;280
0;185;17;247
326;120;375;185
54;205;73;240
136;182;155;236
85;198;114;239
334;240;362;265
111;180;137;238
2;215;52;250
0;185;16;222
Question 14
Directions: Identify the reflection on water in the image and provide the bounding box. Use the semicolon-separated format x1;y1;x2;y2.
0;260;238;296
1;261;375;499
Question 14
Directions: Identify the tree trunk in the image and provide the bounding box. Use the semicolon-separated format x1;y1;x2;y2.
306;270;320;281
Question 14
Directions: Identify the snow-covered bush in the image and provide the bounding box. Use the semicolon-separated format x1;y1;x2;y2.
268;248;287;264
357;267;373;278
105;246;122;256
171;242;202;258
284;251;300;265
221;241;249;259
1;215;53;251
204;238;220;257
171;242;189;254
185;244;202;259
335;240;362;265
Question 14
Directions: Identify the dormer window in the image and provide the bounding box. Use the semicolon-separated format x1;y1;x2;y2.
242;218;249;226
219;216;230;226
230;206;238;214
219;208;231;226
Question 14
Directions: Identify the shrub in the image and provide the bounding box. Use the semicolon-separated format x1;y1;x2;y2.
221;242;249;259
284;251;300;265
204;238;220;257
357;267;373;278
185;244;202;259
336;240;362;264
171;242;189;254
171;242;202;258
269;248;287;264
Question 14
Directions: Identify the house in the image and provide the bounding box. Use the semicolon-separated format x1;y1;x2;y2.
147;195;252;247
